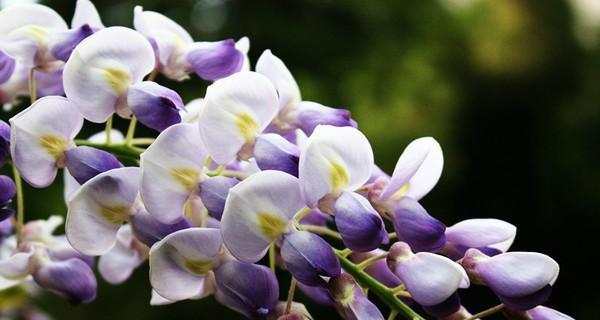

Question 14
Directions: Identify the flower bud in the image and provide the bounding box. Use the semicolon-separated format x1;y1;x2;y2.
295;101;355;136
444;218;516;260
328;273;384;320
333;191;387;252
214;260;279;318
390;197;446;252
387;242;469;316
49;24;95;62
198;176;239;220
280;231;340;287
32;258;97;304
186;39;244;81
128;81;183;132
254;133;300;177
460;249;559;310
64;146;123;185
298;209;331;227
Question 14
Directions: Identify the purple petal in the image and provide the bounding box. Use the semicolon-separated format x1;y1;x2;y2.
130;208;191;247
391;197;446;252
186;39;244;81
64;146;123;185
0;120;10;167
214;260;279;318
254;133;300;177
49;24;95;62
299;209;331;227
461;249;559;310
497;285;553;311
350;250;402;288
421;292;461;317
33;258;97;304
0;50;16;85
295;101;355;136
280;231;341;287
333;191;386;252
128;81;183;132
444;218;516;260
198;176;239;220
297;282;334;306
527;306;575;320
0;175;16;208
328;273;385;320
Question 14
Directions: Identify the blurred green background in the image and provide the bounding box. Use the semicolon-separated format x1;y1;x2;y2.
1;0;599;318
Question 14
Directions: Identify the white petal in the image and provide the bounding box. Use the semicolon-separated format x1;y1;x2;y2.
221;170;305;262
446;218;516;252
0;4;67;34
10;96;83;188
150;289;175;305
199;71;279;164
397;252;469;306
133;6;193;68
98;225;146;284
0;250;34;280
381;137;443;201
298;125;374;208
149;228;221;301
235;37;251;72
256;50;301;111
66;167;140;256
71;0;104;29
63;27;155;122
140;123;208;224
180;98;204;123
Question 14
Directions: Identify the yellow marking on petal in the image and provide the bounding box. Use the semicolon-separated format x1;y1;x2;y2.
184;258;215;275
329;160;349;193
39;135;68;159
256;212;288;240
170;168;200;191
236;113;259;141
100;205;130;224
103;67;132;94
25;25;48;45
389;182;410;201
337;284;355;306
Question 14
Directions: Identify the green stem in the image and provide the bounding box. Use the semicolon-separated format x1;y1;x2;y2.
125;116;137;147
284;277;297;314
131;138;155;146
269;242;276;272
334;250;425;320
466;304;504;320
28;68;36;102
219;170;250;179
105;115;113;145
73;140;144;162
299;224;342;240
356;252;388;270
293;207;312;222
12;165;24;245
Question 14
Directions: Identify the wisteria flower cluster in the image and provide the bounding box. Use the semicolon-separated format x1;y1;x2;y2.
0;1;574;319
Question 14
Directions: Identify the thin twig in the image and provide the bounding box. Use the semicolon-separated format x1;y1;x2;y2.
466;304;505;320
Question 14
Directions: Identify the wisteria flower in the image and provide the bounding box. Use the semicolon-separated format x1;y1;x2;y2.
10;96;83;187
134;6;248;81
